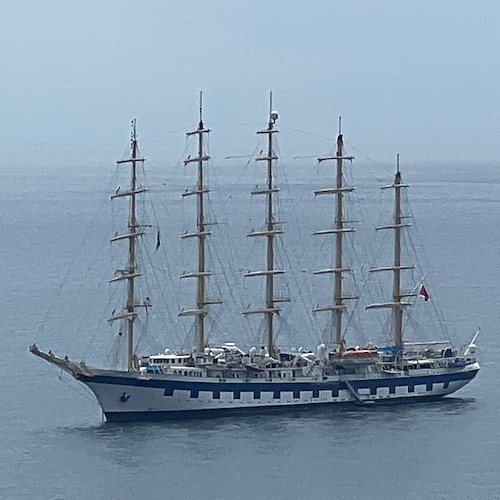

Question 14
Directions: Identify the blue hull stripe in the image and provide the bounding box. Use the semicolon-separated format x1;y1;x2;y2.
104;395;450;422
78;369;478;400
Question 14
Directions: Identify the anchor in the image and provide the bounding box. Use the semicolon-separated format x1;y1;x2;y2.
120;392;130;402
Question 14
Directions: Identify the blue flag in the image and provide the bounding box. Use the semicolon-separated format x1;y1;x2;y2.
156;229;161;250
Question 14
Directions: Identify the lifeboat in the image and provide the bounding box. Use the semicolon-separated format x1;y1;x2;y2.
341;349;378;358
336;349;379;365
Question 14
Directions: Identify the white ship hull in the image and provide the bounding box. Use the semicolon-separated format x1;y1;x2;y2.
77;362;479;422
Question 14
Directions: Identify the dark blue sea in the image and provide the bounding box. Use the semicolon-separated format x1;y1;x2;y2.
1;157;497;499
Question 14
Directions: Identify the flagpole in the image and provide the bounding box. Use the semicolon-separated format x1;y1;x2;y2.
463;328;480;357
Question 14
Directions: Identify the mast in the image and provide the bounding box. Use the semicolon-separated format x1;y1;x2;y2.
366;154;414;349
243;92;284;358
109;119;147;371
393;155;403;347
180;92;219;353
314;118;355;349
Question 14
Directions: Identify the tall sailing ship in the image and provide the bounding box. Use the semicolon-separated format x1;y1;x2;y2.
30;95;480;421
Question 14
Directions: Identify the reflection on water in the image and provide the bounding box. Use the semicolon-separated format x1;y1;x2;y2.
46;395;482;499
63;396;478;450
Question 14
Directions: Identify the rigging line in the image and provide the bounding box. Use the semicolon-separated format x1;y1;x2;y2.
207;230;250;343
155;268;187;344
134;316;149;353
276;144;301;232
221;144;261;211
204;315;218;345
82;162;147;358
400;192;450;340
141;127;191;142
138;165;187;349
35;166;119;341
119;143;132;162
78;271;115;361
142;171;185;315
182;321;196;353
209;121;258;128
254;319;266;349
135;314;160;355
265;148;305;332
343;306;361;344
140;236;186;348
55;367;100;406
280;126;336;142
231;152;323;162
323;315;334;342
343;140;394;174
109;330;125;369
345;224;364;275
276;235;316;335
275;315;300;349
292;154;323;160
224;154;256;160
79;188;127;359
405;314;426;341
277;155;315;270
203;161;221;229
365;192;386;281
311;301;326;345
177;141;191;169
343;311;363;345
403;191;432;275
343;251;364;331
367;189;393;296
409;273;450;342
379;314;392;344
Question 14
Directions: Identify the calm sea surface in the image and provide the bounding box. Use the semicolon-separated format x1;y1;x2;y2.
0;159;497;499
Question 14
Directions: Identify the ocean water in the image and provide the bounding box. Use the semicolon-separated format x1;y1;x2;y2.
0;158;497;499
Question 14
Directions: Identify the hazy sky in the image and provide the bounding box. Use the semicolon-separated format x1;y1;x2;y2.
2;1;499;166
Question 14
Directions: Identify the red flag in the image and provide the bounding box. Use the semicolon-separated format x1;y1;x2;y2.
420;285;430;302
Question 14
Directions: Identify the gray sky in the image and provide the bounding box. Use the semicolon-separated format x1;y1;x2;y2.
2;0;499;166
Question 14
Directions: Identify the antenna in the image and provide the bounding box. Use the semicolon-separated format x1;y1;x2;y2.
269;91;279;126
199;91;204;129
131;118;137;143
338;116;342;136
396;153;400;173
